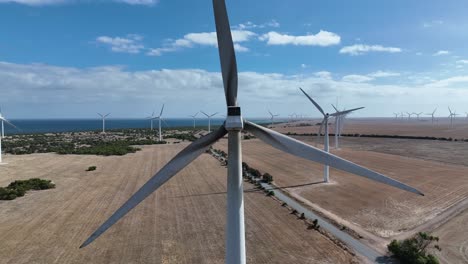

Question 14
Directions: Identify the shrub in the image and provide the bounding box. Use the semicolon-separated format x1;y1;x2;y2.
388;232;441;264
266;190;275;196
86;166;97;171
262;173;273;183
299;213;305;219
308;219;320;230
0;178;55;200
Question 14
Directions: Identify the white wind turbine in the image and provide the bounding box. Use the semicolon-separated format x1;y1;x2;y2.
332;104;363;149
415;112;423;120
152;104;165;141
268;110;279;127
299;87;363;183
201;111;218;132
79;2;424;263
97;113;110;133
146;110;155;130
448;107;458;128
0;107;19;164
189;112;199;129
393;112;399;119
406;112;413;121
426;108;437;124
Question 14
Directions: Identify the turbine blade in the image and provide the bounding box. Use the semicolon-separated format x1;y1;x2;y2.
213;0;238;106
2;118;19;130
97;113;103;117
201;111;209;117
331;104;339;112
211;112;219;117
330;107;364;117
299;87;325;116
80;125;228;248
160;104;165;117
243;120;424;196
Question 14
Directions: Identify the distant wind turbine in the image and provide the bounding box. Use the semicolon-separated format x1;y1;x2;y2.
332;104;363;149
268;110;279;126
448;107;458;128
189;112;199;129
79;2;423;264
0;107;19;164
393;112;399;119
406;112;413;121
415;112;423;120
201;111;218;132
152;104;165;141
97;113;110;133
146;110;155;130
425;108;437;124
300;87;364;182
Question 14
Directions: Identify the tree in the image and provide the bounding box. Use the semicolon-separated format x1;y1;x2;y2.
388;232;441;264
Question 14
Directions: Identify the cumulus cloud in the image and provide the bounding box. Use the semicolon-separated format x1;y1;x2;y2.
96;34;144;54
433;50;450;56
342;74;374;83
0;0;158;5
147;30;256;56
422;20;443;28
339;44;402;56
234;20;280;30
1;61;467;118
456;60;468;64
259;30;341;46
368;71;401;78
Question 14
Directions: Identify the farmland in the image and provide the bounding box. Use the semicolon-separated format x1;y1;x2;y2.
0;144;356;264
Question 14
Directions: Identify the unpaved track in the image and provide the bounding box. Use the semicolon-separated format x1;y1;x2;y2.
0;145;355;264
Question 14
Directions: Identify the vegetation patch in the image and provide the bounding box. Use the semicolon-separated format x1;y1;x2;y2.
388;232;441;264
86;166;97;171
0;178;55;200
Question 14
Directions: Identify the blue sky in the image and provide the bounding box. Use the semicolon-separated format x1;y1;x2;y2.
1;0;468;118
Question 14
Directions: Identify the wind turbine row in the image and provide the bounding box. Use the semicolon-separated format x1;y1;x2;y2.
80;3;423;264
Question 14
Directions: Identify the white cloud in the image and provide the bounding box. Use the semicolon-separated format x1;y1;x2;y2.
0;0;158;5
300;64;308;69
1;61;468;117
314;71;332;79
422;20;443;28
433;50;450;56
259;30;341;46
456;60;468;64
368;71;401;78
96;34;145;54
339;44;402;56
342;75;373;83
235;20;280;30
148;30;256;56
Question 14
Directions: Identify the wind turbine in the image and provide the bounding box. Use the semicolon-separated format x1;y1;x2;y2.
189;112;199;129
201;111;218;132
448;107;458;128
146;110;155;130
300;87;363;183
268;110;279;127
0;108;18;164
426;108;437;124
97;113;110;133
414;112;423;120
406;112;413;121
79;2;424;264
152;104;165;141
332;104;363;149
393;113;399;119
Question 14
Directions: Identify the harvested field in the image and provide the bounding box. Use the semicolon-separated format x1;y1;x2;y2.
274;118;468;139
296;136;468;166
0;144;355;264
215;138;468;239
433;208;468;264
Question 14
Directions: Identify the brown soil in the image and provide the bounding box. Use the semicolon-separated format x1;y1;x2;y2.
0;145;355;264
432;208;468;264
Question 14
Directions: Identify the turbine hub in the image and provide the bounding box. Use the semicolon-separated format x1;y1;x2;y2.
225;106;243;131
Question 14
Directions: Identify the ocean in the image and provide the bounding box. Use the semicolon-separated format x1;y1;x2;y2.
2;118;274;135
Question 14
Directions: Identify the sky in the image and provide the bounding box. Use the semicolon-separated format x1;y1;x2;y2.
1;0;468;118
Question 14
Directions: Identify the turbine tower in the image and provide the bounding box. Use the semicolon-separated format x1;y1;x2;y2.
332;104;363;149
0;108;18;164
97;113;110;133
153;104;165;141
448;107;457;128
146;110;155;130
79;2;424;264
426;108;437;124
393;112;399;119
406;112;413;121
189;112;199;129
201;111;218;132
415;112;423;120
300;87;363;182
268;110;279;127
